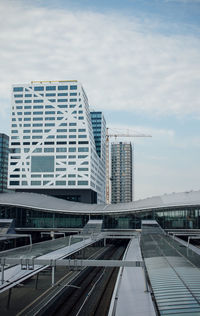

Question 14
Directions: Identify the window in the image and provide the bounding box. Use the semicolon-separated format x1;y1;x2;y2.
45;117;55;120
15;100;23;104
57;141;67;145
31;181;41;185
13;87;23;92
78;147;89;152
25;100;32;103
70;93;77;96
32;136;42;139
46;93;56;97
14;94;23;98
78;181;88;185
57;135;67;138
70;99;77;102
58;93;68;96
33;148;42;153
69;148;76;152
56;155;66;159
31;156;54;172
25;94;32;97
33;111;43;115
57;129;67;132
69;123;76;126
58;105;67;108
34;86;44;91
56;181;66;185
45;105;54;109
58;99;68;102
56;148;67;152
45;111;55;115
33;105;43;109
70;85;77;90
33;99;43;103
24;106;31;109
33;123;43;127
45;123;55;127
33;129;42;133
46;86;56;90
68;181;75;185
44;148;54;152
10;181;19;185
58;85;68;90
33;117;43;121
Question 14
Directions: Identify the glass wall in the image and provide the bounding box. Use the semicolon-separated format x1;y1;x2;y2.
0;205;200;230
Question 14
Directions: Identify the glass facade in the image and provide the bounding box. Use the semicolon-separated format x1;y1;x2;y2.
0;134;9;193
0;205;200;230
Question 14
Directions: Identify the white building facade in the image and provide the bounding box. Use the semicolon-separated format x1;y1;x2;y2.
8;80;106;203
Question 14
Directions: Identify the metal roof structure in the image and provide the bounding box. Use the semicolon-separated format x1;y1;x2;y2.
141;221;200;315
0;190;200;215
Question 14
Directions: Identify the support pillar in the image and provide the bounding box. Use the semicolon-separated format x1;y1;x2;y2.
1;263;5;285
7;288;12;310
35;273;39;289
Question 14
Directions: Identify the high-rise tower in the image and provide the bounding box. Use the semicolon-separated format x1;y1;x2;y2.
0;133;9;193
111;142;133;203
8;81;106;203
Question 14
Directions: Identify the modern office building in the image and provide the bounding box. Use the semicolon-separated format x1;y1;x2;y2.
90;112;106;159
111;142;133;203
8;81;106;203
0;133;9;193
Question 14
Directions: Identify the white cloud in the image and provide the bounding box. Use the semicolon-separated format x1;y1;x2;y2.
0;1;199;119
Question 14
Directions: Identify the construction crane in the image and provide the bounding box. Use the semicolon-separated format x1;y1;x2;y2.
106;127;152;204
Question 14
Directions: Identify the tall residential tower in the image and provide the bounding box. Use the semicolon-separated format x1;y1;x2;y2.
111;142;133;203
8;81;106;203
0;133;9;193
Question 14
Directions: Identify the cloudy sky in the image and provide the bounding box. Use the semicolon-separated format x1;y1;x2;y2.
0;0;200;200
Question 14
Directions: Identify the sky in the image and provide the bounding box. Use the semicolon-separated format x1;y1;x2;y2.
0;0;200;200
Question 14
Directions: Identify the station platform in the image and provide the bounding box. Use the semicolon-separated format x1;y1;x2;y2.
109;236;156;316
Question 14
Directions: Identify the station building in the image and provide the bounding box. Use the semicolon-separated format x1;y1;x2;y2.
0;190;200;233
8;81;106;204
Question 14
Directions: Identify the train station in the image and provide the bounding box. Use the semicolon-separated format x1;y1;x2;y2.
0;190;200;315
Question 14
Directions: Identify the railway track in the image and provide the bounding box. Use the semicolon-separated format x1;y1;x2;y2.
40;241;127;316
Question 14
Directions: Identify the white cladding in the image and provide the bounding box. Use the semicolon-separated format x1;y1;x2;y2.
8;81;106;203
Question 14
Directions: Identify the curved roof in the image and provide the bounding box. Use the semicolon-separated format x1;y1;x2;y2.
0;190;200;215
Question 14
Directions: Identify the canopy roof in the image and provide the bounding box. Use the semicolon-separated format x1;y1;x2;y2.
0;190;200;215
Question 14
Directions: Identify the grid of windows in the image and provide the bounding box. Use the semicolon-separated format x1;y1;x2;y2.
9;81;106;203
